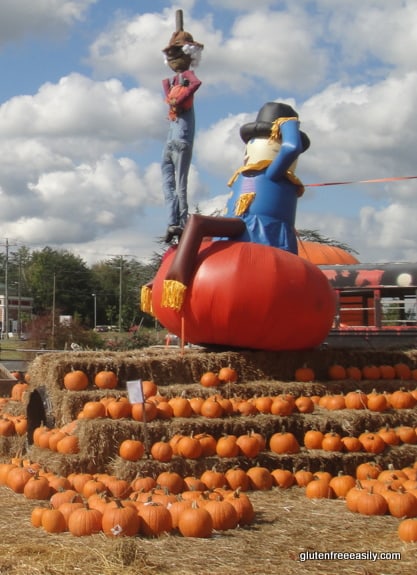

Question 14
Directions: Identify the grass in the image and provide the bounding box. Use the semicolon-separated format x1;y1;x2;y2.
0;337;30;362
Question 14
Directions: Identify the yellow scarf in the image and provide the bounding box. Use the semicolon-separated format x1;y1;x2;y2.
228;162;305;199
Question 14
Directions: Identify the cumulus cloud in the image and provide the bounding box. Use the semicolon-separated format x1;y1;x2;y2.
0;0;95;45
1;0;417;264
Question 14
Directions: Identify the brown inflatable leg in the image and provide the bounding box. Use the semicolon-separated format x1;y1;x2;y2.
162;214;245;310
166;214;245;286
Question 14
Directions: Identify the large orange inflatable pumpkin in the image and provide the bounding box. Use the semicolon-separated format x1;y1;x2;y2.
151;241;335;351
297;240;360;265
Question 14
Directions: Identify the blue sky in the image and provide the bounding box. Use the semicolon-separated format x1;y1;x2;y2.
0;0;417;264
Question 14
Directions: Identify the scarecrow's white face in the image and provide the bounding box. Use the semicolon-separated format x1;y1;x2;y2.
244;138;280;165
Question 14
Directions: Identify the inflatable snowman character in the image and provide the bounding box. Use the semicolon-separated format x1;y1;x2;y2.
224;101;310;253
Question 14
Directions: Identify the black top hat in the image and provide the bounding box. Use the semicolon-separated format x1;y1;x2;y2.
240;102;310;150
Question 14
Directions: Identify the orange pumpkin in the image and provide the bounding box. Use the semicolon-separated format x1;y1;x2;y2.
269;432;300;454
200;371;220;387
344;390;368;410
294;366;315;383
297;240;359;265
398;518;417;542
63;370;89;391
94;370;118;389
178;503;213;538
150;441;173;462
218;366;238;383
327;364;347;381
305;478;335;499
119;439;145;462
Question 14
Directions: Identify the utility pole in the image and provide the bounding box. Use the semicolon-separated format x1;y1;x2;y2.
51;272;56;349
118;259;123;333
4;238;8;339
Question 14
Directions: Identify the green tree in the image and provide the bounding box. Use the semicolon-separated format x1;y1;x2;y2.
26;247;95;321
90;256;156;330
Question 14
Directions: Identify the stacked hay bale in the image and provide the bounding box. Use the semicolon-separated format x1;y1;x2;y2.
9;346;417;479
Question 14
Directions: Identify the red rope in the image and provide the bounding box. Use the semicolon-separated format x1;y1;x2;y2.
305;175;417;188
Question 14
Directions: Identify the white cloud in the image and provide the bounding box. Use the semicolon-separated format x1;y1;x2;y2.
1;0;417;265
0;0;95;45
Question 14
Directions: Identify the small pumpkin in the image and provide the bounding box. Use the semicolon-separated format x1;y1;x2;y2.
356;488;388;516
389;390;416;410
305;477;335;499
102;499;141;537
303;430;324;450
81;401;106;419
329;472;356;498
200;397;224;419
367;390;389;412
131;401;158;422
140;502;173;537
200;371;220;388
204;498;239;531
67;504;103;536
321;432;343;452
178;501;213;538
225;467;250;491
361;365;381;380
63;370;89;391
327;364;347;381
294;366;315;383
271;468;295;489
394;362;412;380
346;366;362;381
398;518;417;542
176;435;203;460
41;509;67;533
236;433;261;458
269;431;300;454
156;471;184;494
344;390;368;410
218;366;238;383
294;396;315;414
200;468;227;490
23;474;51;500
150;441;173;462
119;439;145;462
94;370;118;389
246;466;273;490
216;435;239;458
226;489;255;525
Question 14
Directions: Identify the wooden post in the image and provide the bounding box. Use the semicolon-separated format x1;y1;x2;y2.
175;9;184;32
181;315;185;355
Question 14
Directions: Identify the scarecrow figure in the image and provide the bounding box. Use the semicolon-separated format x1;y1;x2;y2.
161;11;204;243
160;101;310;309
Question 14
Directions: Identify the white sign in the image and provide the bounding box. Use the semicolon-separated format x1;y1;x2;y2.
127;379;144;404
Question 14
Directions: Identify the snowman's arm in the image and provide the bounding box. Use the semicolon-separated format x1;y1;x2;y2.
267;119;303;182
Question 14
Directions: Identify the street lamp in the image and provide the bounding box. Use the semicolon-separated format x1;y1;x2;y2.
92;293;97;329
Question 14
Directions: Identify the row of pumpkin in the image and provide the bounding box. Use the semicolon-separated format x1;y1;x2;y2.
11;360;417;395
29;421;417;459
1;456;417;541
0;458;254;538
74;388;417;420
0;386;416;441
